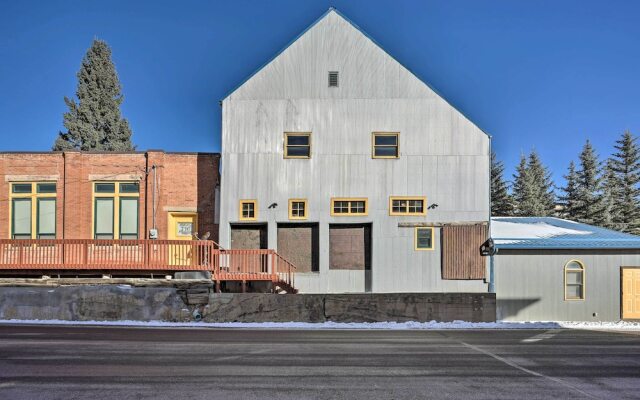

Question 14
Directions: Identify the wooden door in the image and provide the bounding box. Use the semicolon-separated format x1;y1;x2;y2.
622;268;640;319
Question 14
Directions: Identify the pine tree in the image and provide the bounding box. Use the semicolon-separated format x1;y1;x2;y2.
490;151;514;216
559;161;579;219
599;159;623;230
609;131;640;233
53;39;134;151
512;151;556;216
573;140;604;225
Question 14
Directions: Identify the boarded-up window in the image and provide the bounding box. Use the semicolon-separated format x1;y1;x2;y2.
329;224;371;270
277;223;319;272
442;224;487;280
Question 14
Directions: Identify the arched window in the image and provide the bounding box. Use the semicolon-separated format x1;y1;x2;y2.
565;260;585;300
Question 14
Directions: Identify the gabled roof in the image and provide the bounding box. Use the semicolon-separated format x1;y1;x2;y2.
221;8;490;138
491;217;640;250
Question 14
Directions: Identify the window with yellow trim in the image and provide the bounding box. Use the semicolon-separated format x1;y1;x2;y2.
565;260;585;300
289;199;308;220
239;200;257;221
284;133;311;158
93;182;139;240
9;182;57;239
415;227;434;250
331;198;368;216
389;196;426;216
372;133;399;158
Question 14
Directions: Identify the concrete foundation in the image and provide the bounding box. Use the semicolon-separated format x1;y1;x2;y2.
0;284;495;323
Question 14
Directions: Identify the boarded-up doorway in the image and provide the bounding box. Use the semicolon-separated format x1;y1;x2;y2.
329;224;371;271
230;224;268;249
277;223;319;273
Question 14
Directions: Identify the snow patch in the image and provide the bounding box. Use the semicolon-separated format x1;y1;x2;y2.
491;220;592;240
1;319;640;331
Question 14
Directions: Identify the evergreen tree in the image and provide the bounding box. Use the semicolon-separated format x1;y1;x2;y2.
573;140;604;225
609;131;640;233
599;159;623;230
490;151;514;216
558;161;579;219
512;151;556;216
53;39;134;151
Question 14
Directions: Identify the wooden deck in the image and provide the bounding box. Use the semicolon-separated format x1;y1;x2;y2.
0;239;296;290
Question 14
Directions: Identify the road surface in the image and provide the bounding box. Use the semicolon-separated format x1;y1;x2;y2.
0;324;639;399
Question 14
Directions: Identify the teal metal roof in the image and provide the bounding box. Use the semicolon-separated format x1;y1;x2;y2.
491;217;640;250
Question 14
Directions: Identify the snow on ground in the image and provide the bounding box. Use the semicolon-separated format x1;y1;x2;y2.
1;319;640;331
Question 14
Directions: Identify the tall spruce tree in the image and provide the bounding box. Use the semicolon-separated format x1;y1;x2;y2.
490;151;514;216
53;39;134;151
573;140;604;225
559;161;579;220
512;151;556;216
609;131;640;233
599;159;623;230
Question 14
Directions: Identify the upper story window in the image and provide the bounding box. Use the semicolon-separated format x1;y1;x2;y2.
93;182;139;240
239;199;257;221
389;196;426;216
284;133;311;159
372;133;399;158
328;71;339;87
565;260;585;300
331;198;368;216
289;199;308;220
415;227;434;251
10;182;57;239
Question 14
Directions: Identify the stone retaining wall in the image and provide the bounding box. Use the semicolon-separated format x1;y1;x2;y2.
0;285;495;323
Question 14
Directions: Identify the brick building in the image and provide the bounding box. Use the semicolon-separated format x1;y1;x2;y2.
0;151;219;243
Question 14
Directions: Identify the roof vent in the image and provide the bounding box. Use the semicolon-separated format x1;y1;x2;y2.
328;71;339;87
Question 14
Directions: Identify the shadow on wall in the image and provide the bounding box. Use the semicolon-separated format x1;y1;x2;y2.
197;154;218;242
496;298;540;320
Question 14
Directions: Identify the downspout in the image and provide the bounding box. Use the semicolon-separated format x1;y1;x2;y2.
488;135;494;293
152;165;157;231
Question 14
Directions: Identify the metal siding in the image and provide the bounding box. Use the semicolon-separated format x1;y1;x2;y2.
220;10;490;293
442;225;487;280
495;249;640;321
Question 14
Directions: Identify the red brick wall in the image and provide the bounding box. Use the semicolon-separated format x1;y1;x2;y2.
0;151;219;241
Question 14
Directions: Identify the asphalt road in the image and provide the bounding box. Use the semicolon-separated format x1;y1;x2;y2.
0;325;639;399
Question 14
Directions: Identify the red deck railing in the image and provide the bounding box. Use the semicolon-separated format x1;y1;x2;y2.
0;239;296;289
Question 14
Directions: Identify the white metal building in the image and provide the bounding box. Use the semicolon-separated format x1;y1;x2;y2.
218;8;491;293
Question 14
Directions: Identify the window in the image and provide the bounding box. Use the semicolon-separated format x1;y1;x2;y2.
328;71;339;87
289;199;308;220
565;260;585;300
239;200;257;221
390;196;426;216
415;227;434;251
284;133;311;158
9;182;57;239
372;133;399;158
93;182;139;240
331;198;368;216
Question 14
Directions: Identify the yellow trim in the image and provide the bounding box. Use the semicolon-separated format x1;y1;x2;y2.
168;212;198;240
414;227;435;251
91;182;140;239
239;199;258;221
284;132;312;159
389;196;427;216
564;259;585;301
8;182;57;239
330;197;368;216
288;199;308;220
372;132;400;159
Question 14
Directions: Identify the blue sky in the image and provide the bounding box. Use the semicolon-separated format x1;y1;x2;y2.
1;0;638;186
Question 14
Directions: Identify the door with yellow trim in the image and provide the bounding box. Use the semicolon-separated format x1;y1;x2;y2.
622;267;640;319
168;213;198;266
